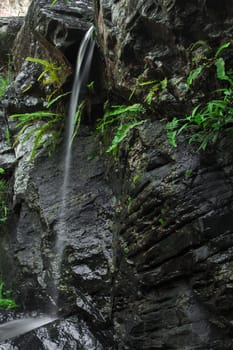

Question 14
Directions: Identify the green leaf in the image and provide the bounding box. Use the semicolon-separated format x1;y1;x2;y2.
167;130;177;147
166;118;179;131
104;104;145;118
177;122;189;134
0;168;5;174
187;65;204;87
46;91;71;108
0;278;17;310
10;111;60;128
190;104;201;118
50;0;57;7
160;77;168;89
215;57;230;82
87;81;94;92
190;41;211;52
106;121;143;153
26;57;57;69
138;80;158;86
215;42;231;57
144;84;160;104
97;103;145;136
70;100;86;145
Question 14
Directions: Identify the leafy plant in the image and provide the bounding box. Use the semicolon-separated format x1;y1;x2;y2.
26;57;68;101
97;103;145;154
70;100;86;145
97;72;167;156
133;174;140;184
0;278;17;309
10;85;73;160
129;76;167;104
167;41;233;150
186;41;231;89
10;111;63;160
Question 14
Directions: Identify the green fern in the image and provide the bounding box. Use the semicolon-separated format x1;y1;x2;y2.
167;41;233;150
45;91;71;108
97;103;145;133
129;77;167;103
215;42;231;57
106;120;144;153
187;41;232;88
187;66;204;88
10;111;63;160
97;103;145;154
0;279;17;309
26;57;67;101
70;100;86;145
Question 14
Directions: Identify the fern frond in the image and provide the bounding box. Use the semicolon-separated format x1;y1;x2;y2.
106;120;144;153
70;100;86;145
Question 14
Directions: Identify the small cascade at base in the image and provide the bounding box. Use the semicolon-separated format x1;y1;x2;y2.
0;316;58;343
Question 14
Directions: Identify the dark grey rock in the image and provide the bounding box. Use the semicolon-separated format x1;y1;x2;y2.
94;0;233;348
0;17;24;68
108;121;233;349
0;0;114;348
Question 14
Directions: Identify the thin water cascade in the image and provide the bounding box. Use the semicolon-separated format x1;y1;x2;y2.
0;26;95;344
0;316;58;343
53;25;95;303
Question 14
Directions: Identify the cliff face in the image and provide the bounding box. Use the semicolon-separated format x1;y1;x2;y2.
0;0;114;348
1;0;233;349
94;0;233;349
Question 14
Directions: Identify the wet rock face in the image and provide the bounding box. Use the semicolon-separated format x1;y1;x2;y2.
0;126;114;347
2;0;233;348
13;0;93;72
0;312;107;349
94;0;233;103
94;0;233;349
0;0;114;348
0;17;24;68
4;0;96;115
108;123;233;349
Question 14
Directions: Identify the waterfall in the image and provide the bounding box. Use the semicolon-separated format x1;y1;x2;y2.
0;26;95;343
53;25;95;305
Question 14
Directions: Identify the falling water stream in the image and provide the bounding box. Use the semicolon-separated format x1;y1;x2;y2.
0;26;95;344
53;24;95;303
